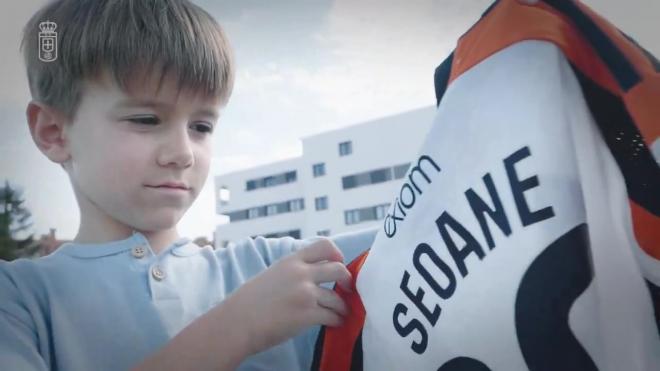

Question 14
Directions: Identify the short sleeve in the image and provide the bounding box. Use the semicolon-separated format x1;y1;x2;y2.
252;228;378;266
240;235;307;266
0;262;48;370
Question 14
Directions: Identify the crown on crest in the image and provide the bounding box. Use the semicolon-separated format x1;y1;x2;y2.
39;21;57;33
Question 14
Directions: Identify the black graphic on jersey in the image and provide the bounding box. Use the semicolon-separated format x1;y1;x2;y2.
646;280;660;337
515;223;597;371
437;357;492;371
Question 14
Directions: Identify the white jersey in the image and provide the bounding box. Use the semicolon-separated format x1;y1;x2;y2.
357;40;659;371
311;1;660;368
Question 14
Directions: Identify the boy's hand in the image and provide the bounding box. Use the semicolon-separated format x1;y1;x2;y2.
224;238;352;356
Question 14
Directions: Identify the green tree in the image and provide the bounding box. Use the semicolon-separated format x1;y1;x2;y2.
0;181;39;261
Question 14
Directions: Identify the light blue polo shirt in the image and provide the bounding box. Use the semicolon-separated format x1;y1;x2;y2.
0;228;377;370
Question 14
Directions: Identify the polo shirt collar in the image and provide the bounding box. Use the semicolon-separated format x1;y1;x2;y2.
59;231;191;259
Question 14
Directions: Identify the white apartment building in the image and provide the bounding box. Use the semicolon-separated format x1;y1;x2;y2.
213;106;436;248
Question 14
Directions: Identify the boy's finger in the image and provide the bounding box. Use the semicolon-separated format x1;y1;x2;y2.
316;287;349;317
298;239;344;264
314;307;344;328
311;261;352;291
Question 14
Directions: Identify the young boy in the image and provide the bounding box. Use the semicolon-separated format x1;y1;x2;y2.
0;1;377;370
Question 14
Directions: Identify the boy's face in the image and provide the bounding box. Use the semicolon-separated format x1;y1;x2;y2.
62;70;222;233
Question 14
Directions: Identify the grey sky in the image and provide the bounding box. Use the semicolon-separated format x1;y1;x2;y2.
0;0;657;240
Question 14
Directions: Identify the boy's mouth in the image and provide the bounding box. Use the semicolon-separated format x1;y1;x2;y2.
146;182;190;190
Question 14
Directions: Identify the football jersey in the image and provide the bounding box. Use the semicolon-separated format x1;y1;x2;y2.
311;1;660;370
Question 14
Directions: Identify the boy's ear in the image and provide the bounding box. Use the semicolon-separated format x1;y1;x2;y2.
26;101;71;165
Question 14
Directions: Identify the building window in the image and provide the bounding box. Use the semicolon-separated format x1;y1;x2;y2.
339;141;353;156
315;196;328;211
342;175;357;190
261;229;301;239
277;201;291;213
285;171;297;182
355;172;370;187
393;163;411;179
344;210;360;225
263;176;275;187
370;168;392;184
248;207;260;219
226;198;305;223
375;204;388;219
341;165;403;190
312;163;326;177
266;204;278;216
290;199;305;212
317;229;331;237
246;170;298;191
344;203;390;225
226;210;248;222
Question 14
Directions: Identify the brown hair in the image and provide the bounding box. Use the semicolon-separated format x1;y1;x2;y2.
21;0;234;119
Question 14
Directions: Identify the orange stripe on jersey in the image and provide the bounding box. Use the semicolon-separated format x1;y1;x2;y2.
625;78;660;148
450;0;659;147
570;1;660;147
572;1;656;76
449;0;619;95
630;201;660;260
318;251;369;371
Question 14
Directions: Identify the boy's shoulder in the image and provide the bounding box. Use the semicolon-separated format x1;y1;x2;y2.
0;250;71;297
0;254;66;328
1;250;67;277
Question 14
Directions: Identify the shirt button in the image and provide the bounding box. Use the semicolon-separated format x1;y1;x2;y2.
151;265;166;281
131;245;147;259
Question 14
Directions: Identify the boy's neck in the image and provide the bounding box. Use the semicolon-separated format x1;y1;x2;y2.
71;181;183;254
74;220;181;255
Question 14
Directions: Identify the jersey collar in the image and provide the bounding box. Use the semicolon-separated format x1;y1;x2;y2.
58;231;191;259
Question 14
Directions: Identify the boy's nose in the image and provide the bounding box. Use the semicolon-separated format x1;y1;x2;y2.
156;128;195;168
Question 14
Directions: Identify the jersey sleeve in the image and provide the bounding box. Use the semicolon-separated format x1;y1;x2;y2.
298;227;378;266
242;227;378;268
0;261;48;370
328;228;378;266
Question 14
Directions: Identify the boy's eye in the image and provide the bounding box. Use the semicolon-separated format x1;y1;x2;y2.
127;116;160;125
191;122;214;134
126;116;213;134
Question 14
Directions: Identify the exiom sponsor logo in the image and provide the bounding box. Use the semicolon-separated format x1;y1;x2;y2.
383;155;441;238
